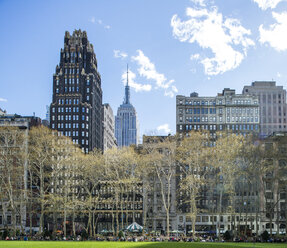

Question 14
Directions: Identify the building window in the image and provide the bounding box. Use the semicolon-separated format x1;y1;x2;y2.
7;216;11;225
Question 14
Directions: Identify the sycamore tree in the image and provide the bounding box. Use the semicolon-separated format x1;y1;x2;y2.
28;126;56;234
0;126;27;235
143;136;177;237
176;131;213;238
103;146;139;235
76;148;104;237
212;132;244;237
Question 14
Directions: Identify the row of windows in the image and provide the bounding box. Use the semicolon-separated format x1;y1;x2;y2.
64;67;79;74
0;215;21;225
51;115;89;122
53;129;89;138
182;108;216;114
227;116;259;123
63;131;89;139
179;99;257;106
181;107;258;115
64;78;79;85
57;99;80;105
55;123;88;129
182;125;218;131
179;124;259;131
181;115;258;123
227;108;258;114
54;107;89;114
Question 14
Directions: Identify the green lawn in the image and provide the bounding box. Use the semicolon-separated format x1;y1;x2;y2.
0;241;286;248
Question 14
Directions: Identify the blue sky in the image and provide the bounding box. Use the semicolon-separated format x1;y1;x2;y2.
1;0;287;138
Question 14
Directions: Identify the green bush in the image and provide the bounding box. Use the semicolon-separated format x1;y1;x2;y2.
223;230;231;241
1;229;9;240
118;230;124;239
261;230;269;241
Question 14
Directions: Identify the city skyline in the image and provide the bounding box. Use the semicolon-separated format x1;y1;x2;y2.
1;0;287;138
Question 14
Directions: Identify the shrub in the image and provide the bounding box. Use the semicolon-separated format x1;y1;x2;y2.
223;230;231;241
261;230;269;242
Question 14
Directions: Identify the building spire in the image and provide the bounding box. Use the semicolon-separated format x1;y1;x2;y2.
124;64;130;104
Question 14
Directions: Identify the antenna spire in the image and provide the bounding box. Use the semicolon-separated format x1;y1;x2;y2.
124;64;130;104
127;64;129;86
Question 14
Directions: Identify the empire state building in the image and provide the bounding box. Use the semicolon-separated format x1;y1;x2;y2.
115;68;139;147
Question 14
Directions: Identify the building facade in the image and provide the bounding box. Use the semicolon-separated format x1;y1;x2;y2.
142;135;177;233
50;30;103;153
176;88;260;137
102;103;117;151
243;81;287;138
0;114;41;233
261;132;287;235
115;71;139;147
176;88;261;236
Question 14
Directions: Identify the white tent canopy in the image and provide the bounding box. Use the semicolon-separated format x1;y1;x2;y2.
126;222;143;232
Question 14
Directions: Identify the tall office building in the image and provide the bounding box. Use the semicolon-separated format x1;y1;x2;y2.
115;69;139;147
102;103;117;151
50;30;103;152
176;88;260;136
243;81;287;137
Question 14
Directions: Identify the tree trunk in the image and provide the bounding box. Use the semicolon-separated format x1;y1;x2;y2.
63;209;67;237
72;210;76;237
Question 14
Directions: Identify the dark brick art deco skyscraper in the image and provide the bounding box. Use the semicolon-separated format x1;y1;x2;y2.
50;30;103;152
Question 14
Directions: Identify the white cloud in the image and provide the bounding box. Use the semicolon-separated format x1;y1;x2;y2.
114;50;128;59
131;50;178;97
90;17;96;23
95;19;111;29
277;72;282;77
253;0;285;10
157;124;171;134
171;6;254;75
191;0;207;6
190;53;200;60
121;69;152;92
0;98;7;102
259;11;287;51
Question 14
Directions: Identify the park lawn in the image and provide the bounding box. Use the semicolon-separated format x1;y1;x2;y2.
0;241;287;248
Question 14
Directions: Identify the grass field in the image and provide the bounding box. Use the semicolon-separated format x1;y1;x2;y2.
0;241;286;248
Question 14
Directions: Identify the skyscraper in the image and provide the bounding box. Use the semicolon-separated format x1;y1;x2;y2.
115;68;139;147
176;88;260;136
50;30;103;153
102;103;117;151
243;81;287;137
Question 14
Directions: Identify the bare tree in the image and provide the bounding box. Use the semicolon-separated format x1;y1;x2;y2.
0;127;26;235
176;131;213;238
28;126;55;234
143;136;177;237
